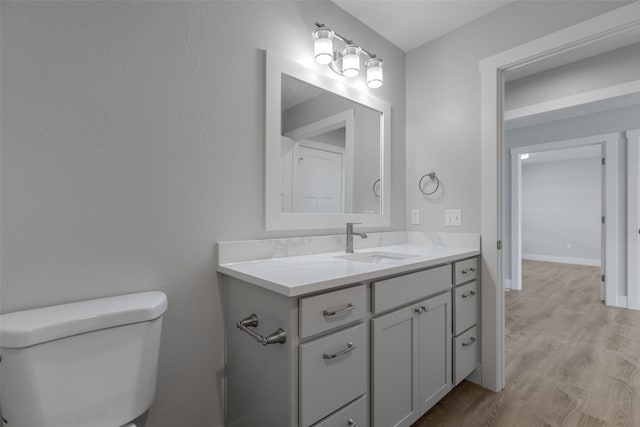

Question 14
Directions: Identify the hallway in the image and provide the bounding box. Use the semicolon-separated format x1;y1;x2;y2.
416;260;640;427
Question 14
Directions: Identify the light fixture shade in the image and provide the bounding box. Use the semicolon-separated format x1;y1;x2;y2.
366;58;383;88
313;28;334;65
341;45;361;77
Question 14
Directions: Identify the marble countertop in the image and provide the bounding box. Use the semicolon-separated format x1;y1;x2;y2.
218;243;479;297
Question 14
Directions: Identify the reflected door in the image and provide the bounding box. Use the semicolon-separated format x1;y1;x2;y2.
293;144;343;213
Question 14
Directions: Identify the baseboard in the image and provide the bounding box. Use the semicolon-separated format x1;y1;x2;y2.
503;278;512;290
522;253;601;266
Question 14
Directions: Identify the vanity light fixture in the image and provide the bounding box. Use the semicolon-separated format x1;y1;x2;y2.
312;22;384;88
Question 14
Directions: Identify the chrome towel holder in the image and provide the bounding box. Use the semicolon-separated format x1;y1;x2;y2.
236;314;287;346
372;178;381;198
419;172;440;195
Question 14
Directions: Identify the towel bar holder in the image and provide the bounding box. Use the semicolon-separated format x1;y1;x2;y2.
236;313;287;346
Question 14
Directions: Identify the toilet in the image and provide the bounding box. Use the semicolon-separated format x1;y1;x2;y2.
0;291;167;427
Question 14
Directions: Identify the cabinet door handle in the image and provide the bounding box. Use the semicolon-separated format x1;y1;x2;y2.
462;290;477;299
462;337;477;347
414;306;427;314
348;419;356;427
323;342;355;360
323;303;355;317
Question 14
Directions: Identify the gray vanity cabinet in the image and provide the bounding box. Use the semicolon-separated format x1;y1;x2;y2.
452;257;480;385
372;304;418;427
371;267;453;427
224;255;478;427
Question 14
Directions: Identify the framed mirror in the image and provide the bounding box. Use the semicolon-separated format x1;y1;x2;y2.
265;51;391;230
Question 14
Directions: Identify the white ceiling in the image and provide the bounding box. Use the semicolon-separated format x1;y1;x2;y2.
332;0;516;52
523;145;601;165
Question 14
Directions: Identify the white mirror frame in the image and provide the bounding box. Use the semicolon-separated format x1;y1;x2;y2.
265;50;391;231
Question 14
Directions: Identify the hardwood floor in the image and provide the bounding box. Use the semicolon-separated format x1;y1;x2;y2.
413;260;640;427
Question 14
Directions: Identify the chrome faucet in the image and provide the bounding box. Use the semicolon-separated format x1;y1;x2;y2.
346;222;368;253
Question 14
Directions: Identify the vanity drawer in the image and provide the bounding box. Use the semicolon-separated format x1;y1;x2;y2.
453;281;478;336
453;325;478;385
313;395;367;427
300;323;368;427
300;285;367;339
373;265;451;314
454;257;478;285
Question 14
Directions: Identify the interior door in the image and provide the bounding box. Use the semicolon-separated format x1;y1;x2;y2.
292;144;343;213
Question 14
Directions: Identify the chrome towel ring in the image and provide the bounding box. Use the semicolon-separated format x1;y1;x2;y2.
419;172;440;195
373;178;381;198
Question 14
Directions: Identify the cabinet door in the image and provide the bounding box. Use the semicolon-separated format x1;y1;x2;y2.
416;292;452;414
372;304;419;427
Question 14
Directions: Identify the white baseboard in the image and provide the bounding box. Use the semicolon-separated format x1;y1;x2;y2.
503;278;512;290
522;253;601;266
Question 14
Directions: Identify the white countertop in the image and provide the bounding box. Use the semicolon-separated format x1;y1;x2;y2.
218;243;479;297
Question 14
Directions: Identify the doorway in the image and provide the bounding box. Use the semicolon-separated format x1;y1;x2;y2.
479;3;640;392
507;133;625;309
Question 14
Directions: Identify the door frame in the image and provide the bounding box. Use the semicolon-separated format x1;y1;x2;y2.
628;130;640;310
479;3;640;392
508;134;621;308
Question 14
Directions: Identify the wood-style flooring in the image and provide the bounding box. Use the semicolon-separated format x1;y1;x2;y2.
413;260;640;427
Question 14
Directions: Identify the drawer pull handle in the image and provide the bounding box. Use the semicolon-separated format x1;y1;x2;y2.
470;267;477;272
348;419;356;427
462;337;477;347
462;291;477;299
323;303;355;317
461;267;477;275
414;305;427;314
323;342;355;360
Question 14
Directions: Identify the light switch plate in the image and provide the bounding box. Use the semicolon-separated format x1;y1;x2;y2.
445;209;462;226
411;209;420;225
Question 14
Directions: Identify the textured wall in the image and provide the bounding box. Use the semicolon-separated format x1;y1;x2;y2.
522;158;602;262
405;1;628;233
0;2;405;426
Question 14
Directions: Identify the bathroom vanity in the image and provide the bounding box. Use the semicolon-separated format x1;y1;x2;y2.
218;233;480;427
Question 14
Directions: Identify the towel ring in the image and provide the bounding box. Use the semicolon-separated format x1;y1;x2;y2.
419;172;440;196
373;179;381;198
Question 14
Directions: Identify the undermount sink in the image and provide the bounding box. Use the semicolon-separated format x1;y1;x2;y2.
335;251;418;264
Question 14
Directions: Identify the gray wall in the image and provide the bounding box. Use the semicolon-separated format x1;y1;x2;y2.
0;2;405;426
506;42;640;110
405;1;628;233
522;158;601;263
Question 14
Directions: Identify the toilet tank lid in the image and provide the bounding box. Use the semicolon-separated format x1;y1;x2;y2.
0;291;167;349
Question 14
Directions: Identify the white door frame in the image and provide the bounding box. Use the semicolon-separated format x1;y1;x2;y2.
285;109;355;212
479;3;640;392
628;130;640;310
509;134;622;308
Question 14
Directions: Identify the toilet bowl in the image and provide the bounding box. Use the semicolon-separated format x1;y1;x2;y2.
0;291;167;427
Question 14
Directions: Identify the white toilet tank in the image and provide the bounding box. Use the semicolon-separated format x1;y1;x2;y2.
0;291;167;427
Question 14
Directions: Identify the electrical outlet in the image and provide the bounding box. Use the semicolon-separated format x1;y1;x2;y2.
445;209;462;226
411;209;420;225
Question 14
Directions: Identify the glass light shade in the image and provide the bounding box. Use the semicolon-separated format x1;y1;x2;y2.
313;28;334;65
341;45;360;77
366;58;383;88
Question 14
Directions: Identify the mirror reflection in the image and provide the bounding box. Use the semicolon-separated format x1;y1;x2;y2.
280;75;382;214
